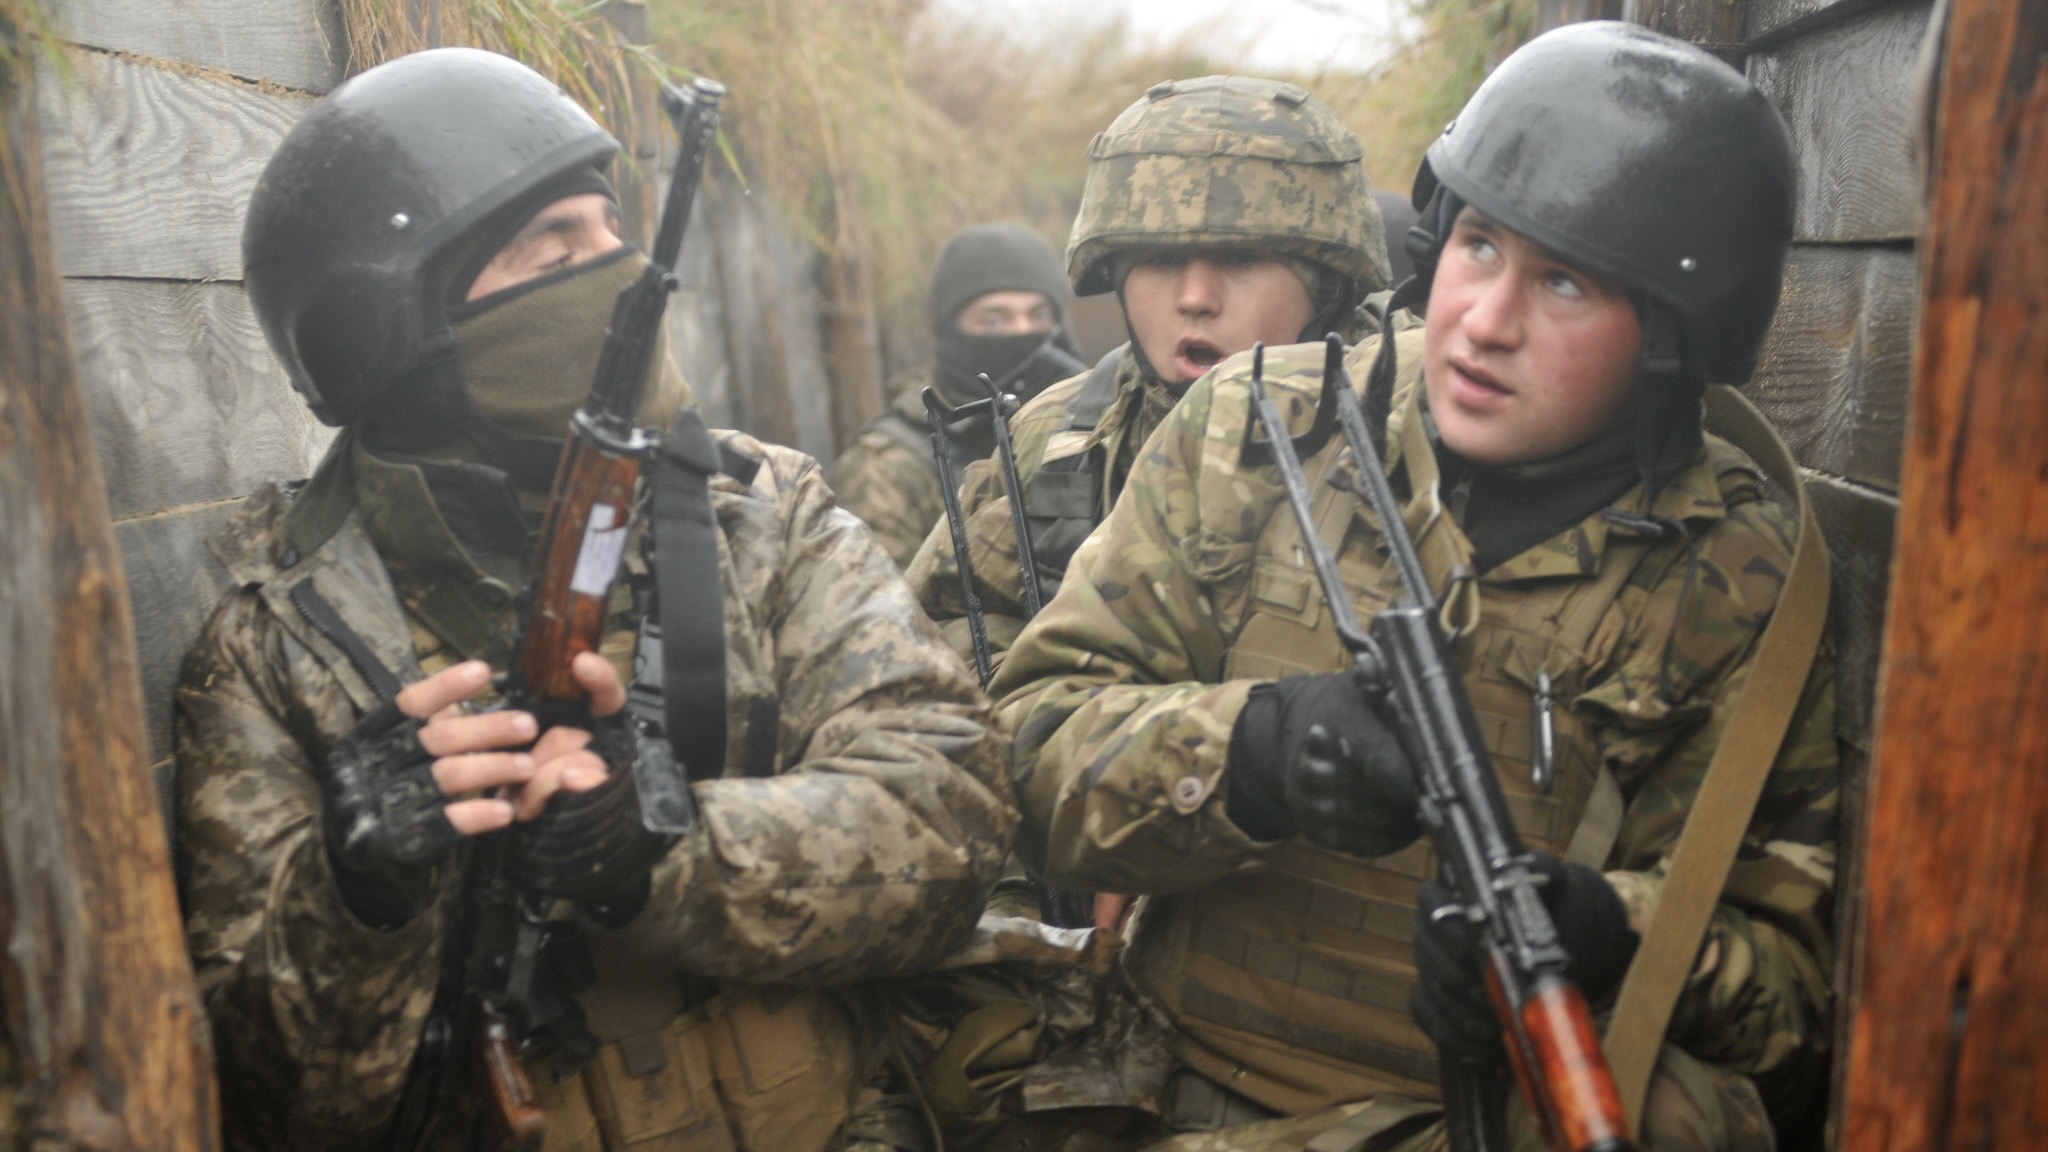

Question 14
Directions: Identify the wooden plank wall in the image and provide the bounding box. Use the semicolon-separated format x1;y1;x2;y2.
1532;0;1931;1144
36;0;836;811
35;4;343;814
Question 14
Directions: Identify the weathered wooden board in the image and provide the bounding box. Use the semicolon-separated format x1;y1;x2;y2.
1748;0;1929;243
54;0;344;93
1536;0;1625;34
1633;0;1745;61
1748;244;1915;492
115;503;237;762
37;49;312;280
67;278;334;520
1804;473;1895;753
1744;0;1892;46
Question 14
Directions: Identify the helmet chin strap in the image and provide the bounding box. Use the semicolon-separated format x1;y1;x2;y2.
1632;301;1704;504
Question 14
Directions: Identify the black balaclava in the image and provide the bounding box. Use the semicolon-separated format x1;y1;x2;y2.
929;224;1083;408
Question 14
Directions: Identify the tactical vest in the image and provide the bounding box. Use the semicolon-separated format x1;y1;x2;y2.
1018;346;1126;599
1125;373;1677;1117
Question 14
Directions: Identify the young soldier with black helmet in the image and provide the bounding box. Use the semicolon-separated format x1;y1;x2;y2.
178;48;1013;1151
828;223;1087;568
989;24;1837;1150
904;75;1395;677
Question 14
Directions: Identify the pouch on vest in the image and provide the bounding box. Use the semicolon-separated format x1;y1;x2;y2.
705;987;860;1152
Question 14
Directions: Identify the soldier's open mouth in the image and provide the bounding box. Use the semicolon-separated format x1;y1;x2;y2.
1177;339;1225;372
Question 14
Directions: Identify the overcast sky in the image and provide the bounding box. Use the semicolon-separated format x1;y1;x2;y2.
930;0;1414;75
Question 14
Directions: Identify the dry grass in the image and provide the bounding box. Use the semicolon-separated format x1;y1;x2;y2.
336;0;659;143
648;0;1532;370
332;0;1532;375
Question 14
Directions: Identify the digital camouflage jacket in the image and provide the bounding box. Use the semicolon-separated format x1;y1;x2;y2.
991;335;1838;1117
827;389;948;570
177;429;1015;1149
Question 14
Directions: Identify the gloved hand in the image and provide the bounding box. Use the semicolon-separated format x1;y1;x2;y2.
321;699;461;929
508;719;680;925
1225;671;1423;859
1411;852;1639;1066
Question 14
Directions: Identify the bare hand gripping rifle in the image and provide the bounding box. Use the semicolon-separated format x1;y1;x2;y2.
1244;333;1633;1152
392;77;726;1152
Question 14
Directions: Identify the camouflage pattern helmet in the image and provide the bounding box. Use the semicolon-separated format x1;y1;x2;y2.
1066;76;1390;300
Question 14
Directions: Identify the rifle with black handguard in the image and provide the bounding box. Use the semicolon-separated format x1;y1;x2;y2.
389;77;726;1152
1243;333;1633;1152
922;374;1090;928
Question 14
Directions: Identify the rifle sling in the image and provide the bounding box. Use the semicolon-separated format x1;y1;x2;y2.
1602;384;1831;1130
651;408;731;783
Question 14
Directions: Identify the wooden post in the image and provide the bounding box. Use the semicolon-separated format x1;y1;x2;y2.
0;46;218;1151
1838;0;2048;1147
601;0;658;250
819;177;886;450
1629;0;1746;62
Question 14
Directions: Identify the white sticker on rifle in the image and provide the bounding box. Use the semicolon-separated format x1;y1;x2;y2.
569;504;629;597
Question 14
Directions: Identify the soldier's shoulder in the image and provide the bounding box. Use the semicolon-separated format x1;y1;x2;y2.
1011;369;1092;430
206;482;299;587
709;429;822;501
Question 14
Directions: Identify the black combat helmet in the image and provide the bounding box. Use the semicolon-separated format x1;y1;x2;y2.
1402;22;1796;387
243;48;619;427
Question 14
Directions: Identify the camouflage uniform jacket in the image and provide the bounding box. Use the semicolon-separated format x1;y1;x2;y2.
906;344;1176;670
827;388;946;569
178;430;1016;1149
992;336;1838;1100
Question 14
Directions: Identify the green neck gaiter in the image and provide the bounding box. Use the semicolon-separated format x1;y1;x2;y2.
448;247;694;490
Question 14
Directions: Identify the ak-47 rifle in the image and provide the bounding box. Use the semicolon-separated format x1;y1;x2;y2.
1244;333;1632;1152
921;374;1093;929
920;373;1047;687
389;77;726;1152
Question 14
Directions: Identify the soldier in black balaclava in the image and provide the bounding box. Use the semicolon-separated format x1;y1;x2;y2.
827;223;1085;568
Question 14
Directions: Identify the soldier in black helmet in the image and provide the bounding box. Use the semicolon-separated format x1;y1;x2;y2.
982;23;1837;1150
180;48;1012;1151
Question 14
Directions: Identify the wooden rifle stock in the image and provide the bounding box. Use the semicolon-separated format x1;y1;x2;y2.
1245;334;1634;1152
481;1007;545;1151
431;77;725;1151
514;76;723;721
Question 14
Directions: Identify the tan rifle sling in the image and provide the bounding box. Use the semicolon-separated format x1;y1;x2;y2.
1601;384;1832;1130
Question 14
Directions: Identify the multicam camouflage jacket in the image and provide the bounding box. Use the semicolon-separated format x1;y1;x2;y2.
827;389;948;570
991;335;1838;1110
906;344;1177;671
177;429;1015;1149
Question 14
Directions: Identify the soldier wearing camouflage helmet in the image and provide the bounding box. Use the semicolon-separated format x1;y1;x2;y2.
828;223;1087;568
905;76;1392;699
177;48;1012;1151
987;25;1836;1150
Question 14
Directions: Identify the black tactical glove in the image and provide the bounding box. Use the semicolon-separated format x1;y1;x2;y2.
321;699;460;929
1411;852;1639;1067
1225;672;1424;858
507;719;682;926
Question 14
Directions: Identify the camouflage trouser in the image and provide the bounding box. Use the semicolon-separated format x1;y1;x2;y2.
1139;1045;1773;1152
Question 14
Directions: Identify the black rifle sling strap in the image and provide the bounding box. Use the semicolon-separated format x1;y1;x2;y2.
650;407;731;783
1602;384;1831;1129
